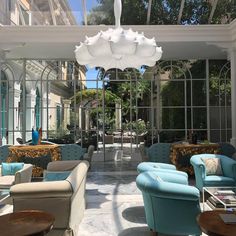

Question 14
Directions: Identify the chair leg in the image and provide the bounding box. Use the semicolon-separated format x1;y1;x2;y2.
149;229;158;236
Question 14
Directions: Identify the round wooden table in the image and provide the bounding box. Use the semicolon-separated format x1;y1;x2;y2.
197;210;236;236
0;210;55;236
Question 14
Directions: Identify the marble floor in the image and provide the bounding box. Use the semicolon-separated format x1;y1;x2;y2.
79;160;207;236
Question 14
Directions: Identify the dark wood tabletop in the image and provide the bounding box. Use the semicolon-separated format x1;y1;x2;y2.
0;210;55;236
197;210;236;236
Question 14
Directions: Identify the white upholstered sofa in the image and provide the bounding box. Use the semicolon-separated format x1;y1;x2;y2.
0;163;33;189
10;160;89;236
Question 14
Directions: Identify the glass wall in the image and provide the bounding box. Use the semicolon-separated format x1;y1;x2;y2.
152;59;231;143
0;59;232;156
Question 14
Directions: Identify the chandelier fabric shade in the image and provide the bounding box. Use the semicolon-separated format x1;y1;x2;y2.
75;0;163;70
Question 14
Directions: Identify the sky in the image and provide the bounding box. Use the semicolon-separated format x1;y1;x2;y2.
68;0;101;88
68;0;98;25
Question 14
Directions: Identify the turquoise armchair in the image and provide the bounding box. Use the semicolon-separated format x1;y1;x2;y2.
190;154;236;191
147;143;172;163
136;171;201;236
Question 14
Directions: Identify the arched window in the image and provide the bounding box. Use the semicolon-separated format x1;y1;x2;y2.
35;88;40;129
0;71;8;140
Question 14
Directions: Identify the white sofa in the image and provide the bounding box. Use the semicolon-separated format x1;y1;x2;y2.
0;163;33;189
10;160;89;236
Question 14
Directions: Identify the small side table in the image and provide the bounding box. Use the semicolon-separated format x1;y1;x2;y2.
197;210;236;236
0;210;55;236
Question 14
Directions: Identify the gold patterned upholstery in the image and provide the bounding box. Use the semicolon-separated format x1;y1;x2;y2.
6;145;61;177
170;143;220;175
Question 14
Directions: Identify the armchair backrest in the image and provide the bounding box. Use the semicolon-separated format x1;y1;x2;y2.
218;142;236;158
83;145;95;164
0;145;10;163
147;143;171;163
59;144;85;161
136;171;201;236
14;163;33;184
62;160;90;233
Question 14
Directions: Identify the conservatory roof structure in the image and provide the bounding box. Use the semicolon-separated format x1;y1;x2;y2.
0;19;235;60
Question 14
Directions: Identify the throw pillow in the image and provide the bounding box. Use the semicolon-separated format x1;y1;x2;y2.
44;171;71;181
1;162;24;176
201;157;223;176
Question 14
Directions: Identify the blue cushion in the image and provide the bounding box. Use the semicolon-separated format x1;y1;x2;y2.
1;162;24;176
44;171;71;181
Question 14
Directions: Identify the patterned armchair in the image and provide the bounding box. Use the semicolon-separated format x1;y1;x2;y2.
147;143;172;163
0;145;10;163
59;144;85;161
190;154;236;191
136;171;201;236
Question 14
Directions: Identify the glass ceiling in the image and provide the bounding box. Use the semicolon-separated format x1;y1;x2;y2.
46;0;236;26
1;0;235;26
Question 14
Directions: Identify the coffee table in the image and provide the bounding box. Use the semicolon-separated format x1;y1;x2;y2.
203;187;236;211
0;210;55;236
197;210;236;236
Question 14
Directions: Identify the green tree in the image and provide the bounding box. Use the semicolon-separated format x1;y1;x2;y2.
87;0;236;25
101;69;151;121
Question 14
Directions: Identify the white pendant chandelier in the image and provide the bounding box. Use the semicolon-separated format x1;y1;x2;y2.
75;0;162;70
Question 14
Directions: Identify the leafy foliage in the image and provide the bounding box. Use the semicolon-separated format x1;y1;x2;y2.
87;0;236;25
72;88;120;105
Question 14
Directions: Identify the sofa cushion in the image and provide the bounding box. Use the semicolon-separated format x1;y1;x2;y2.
44;171;71;181
0;175;15;188
1;162;24;176
204;175;235;186
202;157;223;176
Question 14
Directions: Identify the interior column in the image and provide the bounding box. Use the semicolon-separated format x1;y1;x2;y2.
8;87;21;144
26;90;36;141
63;99;71;130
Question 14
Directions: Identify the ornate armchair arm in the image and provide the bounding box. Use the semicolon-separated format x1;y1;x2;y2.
190;155;206;190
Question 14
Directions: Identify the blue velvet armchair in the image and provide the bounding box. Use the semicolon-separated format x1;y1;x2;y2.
136;171;201;236
190;154;236;191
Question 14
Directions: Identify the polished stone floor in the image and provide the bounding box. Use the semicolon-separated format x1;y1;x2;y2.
79;160;207;236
